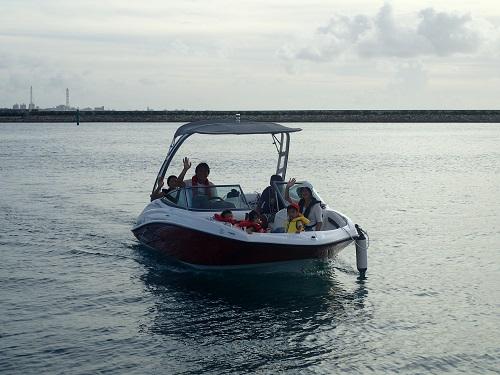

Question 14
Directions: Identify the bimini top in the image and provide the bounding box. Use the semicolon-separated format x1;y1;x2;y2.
174;120;301;138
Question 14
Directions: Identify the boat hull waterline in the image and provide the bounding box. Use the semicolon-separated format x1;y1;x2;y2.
132;223;354;268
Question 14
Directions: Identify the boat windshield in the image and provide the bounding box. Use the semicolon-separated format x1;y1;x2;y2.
161;184;250;211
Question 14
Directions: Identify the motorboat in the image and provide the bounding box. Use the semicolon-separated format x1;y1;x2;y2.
132;120;368;273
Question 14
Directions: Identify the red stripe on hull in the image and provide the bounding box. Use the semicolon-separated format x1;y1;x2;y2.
132;223;352;267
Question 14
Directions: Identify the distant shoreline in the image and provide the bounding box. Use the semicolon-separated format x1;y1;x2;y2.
1;109;499;123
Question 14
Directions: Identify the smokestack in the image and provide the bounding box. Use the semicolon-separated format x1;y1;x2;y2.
28;86;35;111
66;88;69;109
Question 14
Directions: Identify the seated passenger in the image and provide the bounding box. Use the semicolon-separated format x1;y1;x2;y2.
236;210;266;234
220;209;233;220
256;175;285;223
285;178;323;231
150;157;191;201
214;209;237;224
285;203;310;233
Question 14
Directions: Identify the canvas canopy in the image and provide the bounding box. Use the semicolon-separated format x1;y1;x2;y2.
173;120;301;138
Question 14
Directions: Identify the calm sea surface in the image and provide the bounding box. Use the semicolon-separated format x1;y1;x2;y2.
1;122;499;374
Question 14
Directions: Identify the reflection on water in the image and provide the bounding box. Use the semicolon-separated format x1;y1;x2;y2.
135;245;370;372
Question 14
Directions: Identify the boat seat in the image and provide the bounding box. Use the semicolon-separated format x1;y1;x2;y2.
224;197;242;208
324;211;348;230
270;208;288;231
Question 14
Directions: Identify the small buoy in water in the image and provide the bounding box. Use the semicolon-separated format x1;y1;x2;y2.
355;224;368;277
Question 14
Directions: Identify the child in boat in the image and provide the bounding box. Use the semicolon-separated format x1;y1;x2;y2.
221;209;233;220
236;210;266;233
150;157;191;201
214;209;237;224
285;203;310;233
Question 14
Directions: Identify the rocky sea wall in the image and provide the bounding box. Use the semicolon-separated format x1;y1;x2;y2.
1;109;499;123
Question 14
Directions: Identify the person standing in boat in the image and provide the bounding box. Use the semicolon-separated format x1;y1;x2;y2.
150;157;191;201
184;162;217;203
284;178;323;231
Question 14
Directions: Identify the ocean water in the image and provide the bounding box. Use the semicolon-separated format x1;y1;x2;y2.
1;122;499;374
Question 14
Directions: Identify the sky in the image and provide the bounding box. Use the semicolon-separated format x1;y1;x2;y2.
1;0;499;110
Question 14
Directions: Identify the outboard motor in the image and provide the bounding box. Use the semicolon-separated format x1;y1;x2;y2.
355;224;368;278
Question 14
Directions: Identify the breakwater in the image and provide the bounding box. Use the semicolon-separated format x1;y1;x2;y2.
1;109;500;123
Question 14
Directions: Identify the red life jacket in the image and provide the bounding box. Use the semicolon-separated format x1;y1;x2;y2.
191;176;213;197
236;220;265;233
213;213;237;224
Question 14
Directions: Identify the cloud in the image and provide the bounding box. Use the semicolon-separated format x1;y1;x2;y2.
290;4;485;62
1;1;499;110
417;8;480;56
317;14;370;43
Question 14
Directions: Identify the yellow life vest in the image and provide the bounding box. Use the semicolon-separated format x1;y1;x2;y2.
286;215;310;233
